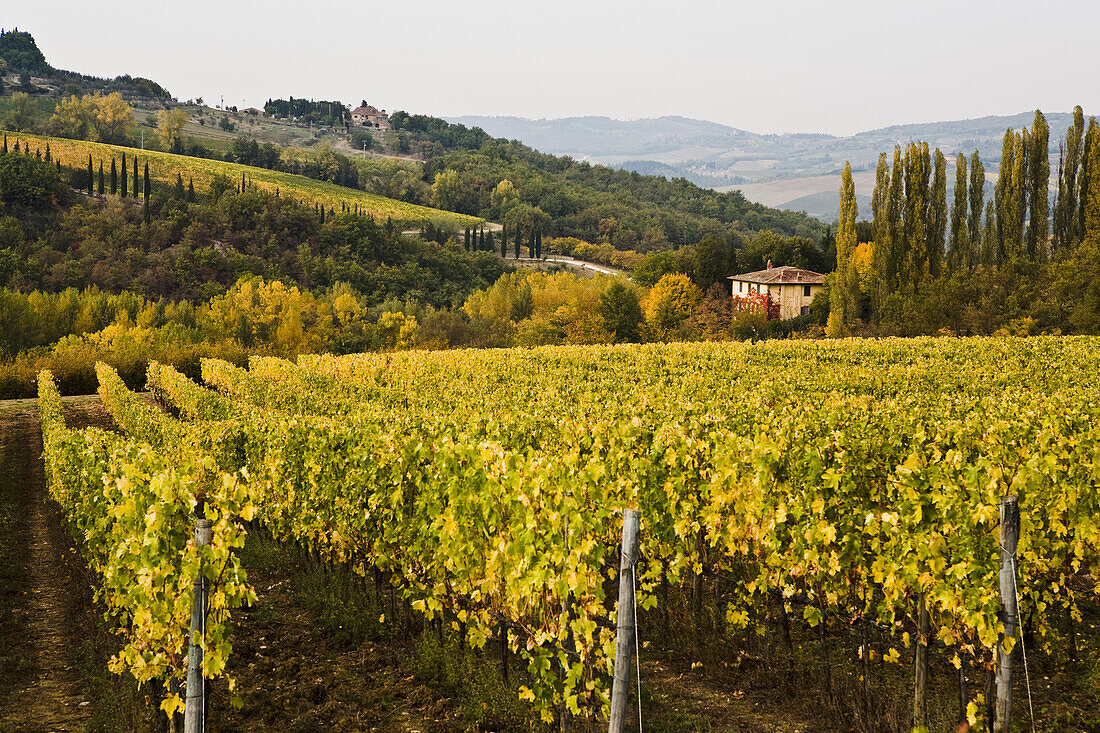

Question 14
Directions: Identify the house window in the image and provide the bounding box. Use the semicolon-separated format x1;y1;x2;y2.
801;306;811;315
804;284;811;296
739;281;743;293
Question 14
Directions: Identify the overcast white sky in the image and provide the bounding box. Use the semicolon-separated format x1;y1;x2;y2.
5;0;1097;136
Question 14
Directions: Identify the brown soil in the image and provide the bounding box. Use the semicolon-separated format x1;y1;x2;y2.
0;397;106;731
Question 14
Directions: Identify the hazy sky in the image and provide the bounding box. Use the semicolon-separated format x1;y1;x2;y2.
6;0;1098;136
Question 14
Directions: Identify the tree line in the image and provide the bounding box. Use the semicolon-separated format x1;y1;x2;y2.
830;108;1100;335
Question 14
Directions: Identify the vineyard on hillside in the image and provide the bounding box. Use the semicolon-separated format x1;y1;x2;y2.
38;338;1100;730
1;130;481;227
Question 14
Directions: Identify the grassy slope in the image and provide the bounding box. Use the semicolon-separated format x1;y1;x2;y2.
0;129;480;227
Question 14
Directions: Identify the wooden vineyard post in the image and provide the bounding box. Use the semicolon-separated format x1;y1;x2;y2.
994;495;1020;733
185;509;213;733
608;509;640;733
913;593;929;729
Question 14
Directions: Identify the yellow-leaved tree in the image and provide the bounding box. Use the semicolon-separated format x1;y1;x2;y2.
644;272;702;339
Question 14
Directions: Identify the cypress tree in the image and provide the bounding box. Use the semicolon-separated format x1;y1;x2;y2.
2;134;6;154
121;153;127;198
320;206;325;224
928;148;947;279
98;161;104;195
486;230;494;254
828;162;858;337
56;160;60;174
35;148;40;160
110;158;117;195
528;228;535;258
514;224;521;259
143;163;150;223
535;228;542;259
44;143;50;162
175;172;185;198
188;178;195;202
1026;110;1050;261
949;153;969;271
87;155;93;195
968;151;984;252
24;142;28;154
464;227;470;250
242;171;246;191
133;158;139;198
479;225;485;251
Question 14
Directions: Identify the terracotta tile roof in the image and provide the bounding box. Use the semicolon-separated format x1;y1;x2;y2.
728;265;825;285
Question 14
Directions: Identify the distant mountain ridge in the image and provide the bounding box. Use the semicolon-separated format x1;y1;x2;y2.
447;112;1074;221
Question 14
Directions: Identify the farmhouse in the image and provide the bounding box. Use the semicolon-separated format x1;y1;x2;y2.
729;262;825;319
351;104;389;128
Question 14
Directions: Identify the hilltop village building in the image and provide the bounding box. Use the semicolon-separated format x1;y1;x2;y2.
728;263;825;319
351;105;389;128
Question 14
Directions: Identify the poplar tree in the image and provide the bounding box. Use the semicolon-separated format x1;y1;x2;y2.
968;151;984;250
828;162;858;337
995;129;1014;262
902;143;929;287
1078;117;1097;246
1057;106;1085;249
928;148;947;279
1082;117;1100;239
870;152;890;313
949;153;969;271
982;200;997;266
885;145;904;292
120;153;127;198
1008;132;1026;259
110;158;117;195
1026;110;1050;261
98;162;104;195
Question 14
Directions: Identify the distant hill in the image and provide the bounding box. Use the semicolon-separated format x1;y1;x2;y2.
448;112;1074;222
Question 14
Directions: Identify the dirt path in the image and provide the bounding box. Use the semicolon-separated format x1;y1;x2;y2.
0;402;91;731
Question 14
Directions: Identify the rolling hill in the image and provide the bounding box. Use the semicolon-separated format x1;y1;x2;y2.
0;130;480;228
448;112;1073;221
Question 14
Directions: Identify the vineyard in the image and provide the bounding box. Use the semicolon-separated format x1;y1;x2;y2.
36;337;1100;730
0;130;481;227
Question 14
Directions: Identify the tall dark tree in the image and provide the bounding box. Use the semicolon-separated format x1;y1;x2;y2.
133;158;139;198
110;158;117;195
2;134;6;154
120;153;127;198
1083;117;1100;240
464;226;470;251
501;223;508;257
175;172;185;198
902;142;930;287
86;155;93;195
514;224;521;259
479;225;485;251
535;228;542;259
44;143;50;162
485;230;494;255
188;177;195;202
968;151;984;251
98;161;104;196
694;233;733;290
994;129;1015;262
1026;110;1050;261
597;281;643;342
143;163;150;223
949;153;969;271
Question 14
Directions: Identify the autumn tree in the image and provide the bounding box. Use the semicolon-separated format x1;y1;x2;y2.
156;108;188;151
645;272;702;336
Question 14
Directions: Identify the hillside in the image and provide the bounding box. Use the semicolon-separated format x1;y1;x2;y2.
0;131;478;228
448;112;1074;221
